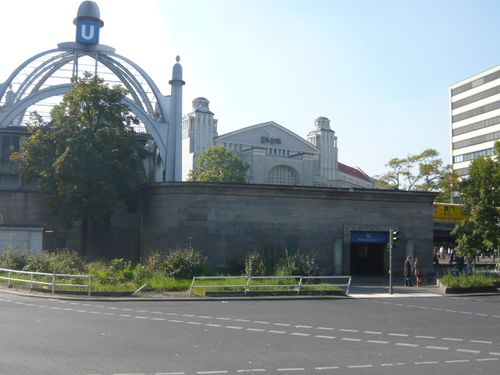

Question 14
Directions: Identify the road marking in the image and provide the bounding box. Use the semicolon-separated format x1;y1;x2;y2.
414;361;438;365
273;323;291;327
442;337;463;342
290;332;310;337
395;343;419;347
133;316;148;319
363;331;382;335
215;317;231;321
316;327;335;331
489;352;500;356
476;358;498;362
205;324;222;328
367;340;389;344
268;330;287;334
246;328;266;332
431;308;442;311
388;333;408;337
426;346;449;350
155;372;185;375
339;329;358;333
314;366;339;370
119;314;132;318
181;314;194;317
460;311;473;315
445;360;470;363
475;313;488;317
347;365;373;368
415;335;435;339
224;325;243;330
380;363;394;367
234;319;250;322
470;340;492;344
295;325;313;329
315;335;336;339
277;368;304;372
341;337;361;342
186;321;203;325
445;309;456;313
168;319;184;323
456;349;481;354
197;371;228;374
253;321;270;324
197;315;212;319
151;317;165;321
237;369;266;373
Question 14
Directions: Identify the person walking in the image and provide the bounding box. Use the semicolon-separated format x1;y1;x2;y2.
414;256;423;287
404;256;413;287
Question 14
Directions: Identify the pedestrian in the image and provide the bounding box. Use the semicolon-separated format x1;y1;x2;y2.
404;256;413;287
414;256;423;287
439;246;445;259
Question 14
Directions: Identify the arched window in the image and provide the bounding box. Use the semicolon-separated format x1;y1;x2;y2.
268;165;298;185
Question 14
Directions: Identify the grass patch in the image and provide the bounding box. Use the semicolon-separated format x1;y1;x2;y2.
440;273;498;288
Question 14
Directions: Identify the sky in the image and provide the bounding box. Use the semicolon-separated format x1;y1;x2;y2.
1;0;500;177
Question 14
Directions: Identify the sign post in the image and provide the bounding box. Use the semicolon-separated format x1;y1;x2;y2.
388;228;399;295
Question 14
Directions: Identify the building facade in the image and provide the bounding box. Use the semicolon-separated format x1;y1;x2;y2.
182;98;374;188
450;65;500;177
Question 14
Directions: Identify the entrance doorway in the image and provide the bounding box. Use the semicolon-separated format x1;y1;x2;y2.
349;231;388;275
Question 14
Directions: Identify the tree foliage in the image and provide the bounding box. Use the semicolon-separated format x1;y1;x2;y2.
12;73;145;254
188;146;249;183
376;149;457;201
453;142;500;257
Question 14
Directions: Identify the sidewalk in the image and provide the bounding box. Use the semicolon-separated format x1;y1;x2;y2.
347;276;442;298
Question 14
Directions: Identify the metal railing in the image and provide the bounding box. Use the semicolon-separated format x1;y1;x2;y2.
189;275;351;297
0;267;92;296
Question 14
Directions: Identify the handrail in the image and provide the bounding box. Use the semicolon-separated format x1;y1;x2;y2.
0;267;92;296
189;275;351;297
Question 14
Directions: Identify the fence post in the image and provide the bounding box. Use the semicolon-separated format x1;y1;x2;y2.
297;277;303;295
51;273;55;295
8;270;11;287
188;277;196;297
245;276;252;295
88;275;92;297
30;273;34;290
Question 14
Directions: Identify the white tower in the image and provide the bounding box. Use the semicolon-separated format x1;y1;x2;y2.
182;97;218;180
307;116;338;182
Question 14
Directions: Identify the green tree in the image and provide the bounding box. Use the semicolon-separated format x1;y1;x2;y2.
188;146;249;183
453;143;500;258
12;73;145;255
376;149;457;201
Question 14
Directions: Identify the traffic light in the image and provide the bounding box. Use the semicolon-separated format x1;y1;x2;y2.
391;229;399;243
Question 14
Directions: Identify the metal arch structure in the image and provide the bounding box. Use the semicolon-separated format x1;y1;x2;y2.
0;41;183;181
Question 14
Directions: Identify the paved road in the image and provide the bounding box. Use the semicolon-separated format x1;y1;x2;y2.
1;292;499;375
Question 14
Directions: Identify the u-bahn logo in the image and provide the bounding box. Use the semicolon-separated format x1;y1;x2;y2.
76;20;100;44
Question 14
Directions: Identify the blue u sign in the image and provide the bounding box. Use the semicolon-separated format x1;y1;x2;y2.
76;20;100;44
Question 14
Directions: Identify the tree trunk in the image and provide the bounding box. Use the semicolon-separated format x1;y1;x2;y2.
80;215;88;257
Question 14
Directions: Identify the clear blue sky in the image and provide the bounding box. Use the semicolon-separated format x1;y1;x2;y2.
2;0;500;176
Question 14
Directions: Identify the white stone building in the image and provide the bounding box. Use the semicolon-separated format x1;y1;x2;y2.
450;65;500;177
182;97;374;188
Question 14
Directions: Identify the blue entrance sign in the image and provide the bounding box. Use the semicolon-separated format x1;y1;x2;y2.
76;19;100;44
350;231;388;244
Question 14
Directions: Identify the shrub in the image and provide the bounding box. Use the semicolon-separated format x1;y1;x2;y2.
0;247;29;270
22;249;85;274
245;251;266;276
164;248;207;279
275;253;318;276
142;250;167;274
440;272;496;288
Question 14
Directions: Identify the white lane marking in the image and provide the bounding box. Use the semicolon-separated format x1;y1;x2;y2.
273;323;291;327
417;306;429;309
445;360;470;363
268;330;287;334
253;321;270;324
460;311;473;315
151;317;165;321
347;365;373;368
290;332;310;337
234;319;250;322
442;337;463;342
475;313;488;317
168;319;184;323
108;307;119;310
476;358;498;362
445;309;456;313
395;343;419;347
205;324;222;328
186;321;203;325
339;329;358;333
489;352;500;356
316;327;335;331
315;335;336;340
237;369;266;373
155;372;185;375
197;371;228;374
197;315;212;319
246;328;266;332
367;340;389;344
119;314;132;318
492;315;500;318
388;333;408;337
314;366;339;370
456;349;481;354
341;337;361;342
295;325;313;329
133;316;148;319
215;317;231;321
276;368;304;372
431;308;442;311
414;361;438;365
470;340;493;344
426;346;449;350
363;331;382;335
415;335;435;339
380;363;394;367
224;326;243;330
181;314;194;317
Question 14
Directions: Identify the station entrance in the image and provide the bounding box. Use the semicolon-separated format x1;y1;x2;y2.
349;231;388;275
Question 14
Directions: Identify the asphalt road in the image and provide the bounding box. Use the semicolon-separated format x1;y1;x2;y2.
1;292;499;375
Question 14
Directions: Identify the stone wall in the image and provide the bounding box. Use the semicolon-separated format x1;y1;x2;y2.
140;183;436;275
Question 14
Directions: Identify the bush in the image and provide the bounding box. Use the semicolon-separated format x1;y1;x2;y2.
245;251;266;276
0;248;29;270
23;249;85;274
440;272;497;288
142;250;167;274
164;248;207;279
275;253;318;276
